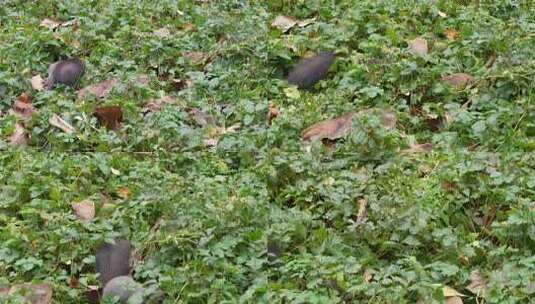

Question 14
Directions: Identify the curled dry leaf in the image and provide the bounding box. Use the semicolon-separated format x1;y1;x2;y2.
466;269;488;297
8;283;53;304
271;15;297;32
297;16;317;27
183;51;209;65
302;109;396;142
40;18;61;30
72;199;95;223
49;114;75;134
445;296;463;304
408;37;428;56
77;78;118;100
93;106;123;130
143;95;178;113
267;101;279;125
445;29;460;40
356;198;368;224
363;268;373;283
442;73;473;90
187;108;217;127
302;112;357;142
401;142;433;154
11;93;37;119
443;285;466;297
8;123;28;146
204;138;219;148
31;75;45;91
153;27;171;38
131;75;150;87
117;187;130;199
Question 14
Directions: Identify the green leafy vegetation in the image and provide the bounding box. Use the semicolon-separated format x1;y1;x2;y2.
1;0;534;303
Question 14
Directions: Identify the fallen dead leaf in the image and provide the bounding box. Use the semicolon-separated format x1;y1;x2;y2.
143;95;178;113
31;75;45;91
267;101;279;125
117;187;130;199
171;78;191;91
443;285;466;297
401;143;433;154
183;51;209;65
442;73;473;90
93;106;123;130
408;37;428;56
8;123;29;147
154;27;171;38
302;112;357;142
68;276;79;288
204;138;219;148
49;114;75;134
445;29;460;40
363;269;373;283
40;18;61;30
297;16;317;27
187;108;217;127
77;78;118;100
445;296;463;304
182;23;195;31
133;75;150;87
8;283;53;304
466;269;488;297
302;109;396;142
356;198;368;224
271;15;297;32
11;93;37;119
438;11;448;18
72;199;95;223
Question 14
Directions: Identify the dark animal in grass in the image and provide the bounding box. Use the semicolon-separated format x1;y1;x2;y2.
44;58;85;90
287;52;335;88
96;239;164;304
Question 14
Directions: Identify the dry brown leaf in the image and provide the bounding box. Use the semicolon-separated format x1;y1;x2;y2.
356;198;368;224
408;37;428;56
143;95;178;113
443;285;466;297
271;15;297;32
133;75;150;87
445;296;463;304
297;16;317;27
72;199;95;223
182;23;195;31
267;101;279;125
442;73;473;90
154;27;171;38
363;268;373;283
466;269;488;297
302;112;357;142
183;51;209;65
9;283;53;304
40;18;61;30
445;29;460;40
117;187;130;199
204;138;219;148
93;106;123;130
401;142;433;154
49;114;75;134
31;75;45;91
77;78;118;100
302;109;396;142
11;93;37;119
8;123;28;147
187;108;217;127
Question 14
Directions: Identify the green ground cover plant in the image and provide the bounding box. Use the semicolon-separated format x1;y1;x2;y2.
0;0;534;303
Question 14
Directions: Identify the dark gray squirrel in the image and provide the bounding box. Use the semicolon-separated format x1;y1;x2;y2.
287;52;335;89
96;239;163;304
43;58;85;90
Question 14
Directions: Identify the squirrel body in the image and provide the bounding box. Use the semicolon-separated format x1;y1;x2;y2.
44;58;85;90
